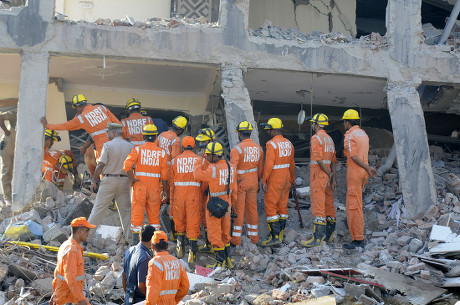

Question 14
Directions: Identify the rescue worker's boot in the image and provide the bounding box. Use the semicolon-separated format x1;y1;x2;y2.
325;216;336;243
188;238;198;263
206;248;226;269
176;233;185;258
261;221;281;247
108;199;118;211
225;243;235;270
198;229;213;253
132;233;140;245
279;218;287;243
301;220;326;247
169;217;177;242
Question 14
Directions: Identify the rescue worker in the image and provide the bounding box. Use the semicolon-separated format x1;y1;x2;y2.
155;116;188;241
145;231;190;305
88;123;133;242
230;121;264;245
301;114;338;247
121;98;153;146
194;142;237;269
41;94;123;162
123;224;155;305
261;118;295;247
50;217;96;305
123;124;168;244
0;108;16;206
194;128;215;252
170;136;201;262
342;109;377;249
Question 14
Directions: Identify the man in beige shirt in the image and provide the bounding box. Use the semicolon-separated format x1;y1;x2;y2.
88;123;134;243
0;109;16;206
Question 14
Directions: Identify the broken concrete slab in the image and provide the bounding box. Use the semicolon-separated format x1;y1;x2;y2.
62;198;93;226
30;278;53;296
43;224;67;243
359;263;446;305
429;242;460;255
0;263;8;283
8;263;37;282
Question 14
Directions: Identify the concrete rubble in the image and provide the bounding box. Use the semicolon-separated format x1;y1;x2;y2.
0;143;459;304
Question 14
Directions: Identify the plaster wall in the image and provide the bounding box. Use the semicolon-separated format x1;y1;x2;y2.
46;83;70;150
60;0;171;22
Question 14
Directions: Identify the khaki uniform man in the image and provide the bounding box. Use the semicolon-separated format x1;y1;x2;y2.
88;123;133;242
0;109;16;206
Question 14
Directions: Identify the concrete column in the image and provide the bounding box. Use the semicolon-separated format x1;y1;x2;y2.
386;81;437;218
12;51;50;212
221;65;258;148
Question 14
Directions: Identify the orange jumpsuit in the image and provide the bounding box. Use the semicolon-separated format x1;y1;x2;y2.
121;112;153;146
310;130;337;219
344;125;370;241
194;159;237;249
230;139;264;245
46;104;122;158
263;135;295;223
199;158;210;229
123;142;168;232
52;238;89;305
43;149;76;188
145;251;190;305
170;150;201;239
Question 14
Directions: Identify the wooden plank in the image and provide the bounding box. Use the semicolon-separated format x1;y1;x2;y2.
359;264;447;305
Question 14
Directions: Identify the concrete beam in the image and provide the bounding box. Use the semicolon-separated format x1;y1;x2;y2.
221;65;259;148
12;51;50;212
386;81;437;218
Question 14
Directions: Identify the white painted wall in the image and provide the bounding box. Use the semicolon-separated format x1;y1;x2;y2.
60;0;172;22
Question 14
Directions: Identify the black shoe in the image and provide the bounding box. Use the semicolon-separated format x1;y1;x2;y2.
343;240;364;249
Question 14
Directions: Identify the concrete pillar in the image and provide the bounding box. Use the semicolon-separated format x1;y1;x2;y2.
386;81;437;218
12;51;50;212
221;65;259;148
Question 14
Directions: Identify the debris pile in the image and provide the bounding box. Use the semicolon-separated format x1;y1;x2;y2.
423;22;460;50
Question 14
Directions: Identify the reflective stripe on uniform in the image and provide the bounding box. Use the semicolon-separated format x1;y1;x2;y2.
269;141;277;149
273;164;290;169
280;214;289;219
136;172;160;178
131;141;145;145
57;273;85;282
90;130;106;137
314;135;323;145
237;168;258;174
235;145;242;154
160;289;178;296
77;114;84;124
348;134;353;152
267;215;280;221
152;260;163;272
310;160;332;165
210;190;232;196
174;181;201;187
247;224;258;229
247;231;258;236
171;138;177;145
233;226;243;231
211;166;216;178
135;146;139;153
232;232;241;237
152;224;161;229
131;224;141;233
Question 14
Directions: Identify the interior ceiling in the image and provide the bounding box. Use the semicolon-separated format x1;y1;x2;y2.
0;54;217;97
245;69;387;109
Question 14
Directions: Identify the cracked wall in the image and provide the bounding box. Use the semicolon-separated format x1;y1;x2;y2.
249;0;356;36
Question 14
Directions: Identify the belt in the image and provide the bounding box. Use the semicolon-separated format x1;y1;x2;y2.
310;160;332;165
136;172;160;178
174;181;201;187
105;174;128;177
57;273;85;282
210;190;232;196
90;130;107;137
131;140;145;145
273;164;290;169
237;168;258;175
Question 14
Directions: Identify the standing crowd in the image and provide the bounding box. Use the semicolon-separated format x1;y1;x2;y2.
29;93;377;304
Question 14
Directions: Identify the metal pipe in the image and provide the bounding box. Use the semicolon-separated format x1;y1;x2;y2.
438;0;460;44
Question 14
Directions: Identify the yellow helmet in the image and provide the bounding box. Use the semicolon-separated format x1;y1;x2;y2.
205;142;223;155
72;94;87;109
263;118;283;130
236;121;253;132
44;129;61;142
126;98;141;110
196;128;215;142
172;116;188;129
58;155;73;170
342;109;360;120
140;109;148;116
142;124;158;136
310;113;329;126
